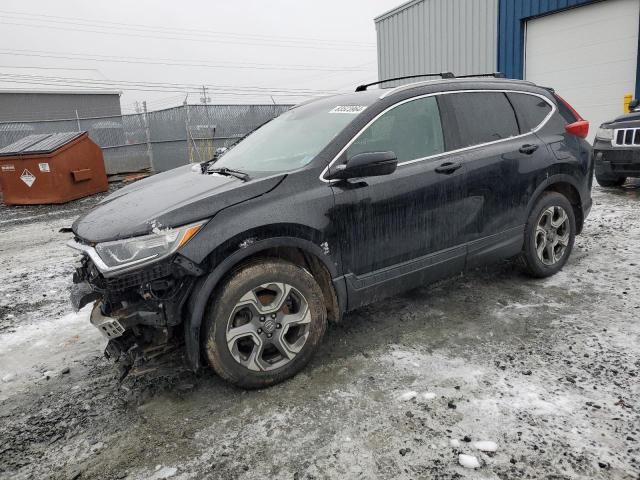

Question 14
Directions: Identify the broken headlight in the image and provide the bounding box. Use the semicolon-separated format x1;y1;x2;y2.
94;222;203;270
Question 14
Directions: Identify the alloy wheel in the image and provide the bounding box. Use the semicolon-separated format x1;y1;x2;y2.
534;206;570;266
225;282;311;372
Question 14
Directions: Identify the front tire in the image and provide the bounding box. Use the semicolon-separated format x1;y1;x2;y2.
204;259;327;389
521;192;576;278
595;172;626;187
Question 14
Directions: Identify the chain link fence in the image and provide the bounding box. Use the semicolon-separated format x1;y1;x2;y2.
0;103;292;174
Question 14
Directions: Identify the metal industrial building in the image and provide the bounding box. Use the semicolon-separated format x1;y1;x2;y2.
0;89;122;122
375;0;640;142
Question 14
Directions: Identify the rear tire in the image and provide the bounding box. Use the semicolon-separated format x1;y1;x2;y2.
521;192;576;278
204;258;327;389
595;173;626;187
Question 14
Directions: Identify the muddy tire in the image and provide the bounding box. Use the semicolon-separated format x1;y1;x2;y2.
204;259;327;389
595;173;626;188
521;192;576;278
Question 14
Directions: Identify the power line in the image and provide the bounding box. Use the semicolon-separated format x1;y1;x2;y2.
0;9;374;47
0;78;321;99
0;72;342;95
0;64;105;72
0;48;368;72
0;73;339;98
0;18;375;51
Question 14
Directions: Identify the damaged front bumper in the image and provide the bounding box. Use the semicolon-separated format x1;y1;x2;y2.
69;248;202;379
90;301;126;339
70;280;101;312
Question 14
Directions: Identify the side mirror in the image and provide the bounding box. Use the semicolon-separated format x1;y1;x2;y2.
326;151;398;180
629;99;639;111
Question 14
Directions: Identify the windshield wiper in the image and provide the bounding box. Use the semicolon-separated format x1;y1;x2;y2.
206;166;250;181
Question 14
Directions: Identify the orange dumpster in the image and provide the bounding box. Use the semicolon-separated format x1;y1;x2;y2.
0;132;108;205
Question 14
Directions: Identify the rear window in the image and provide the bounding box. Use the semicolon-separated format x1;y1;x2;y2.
443;92;519;149
507;92;552;132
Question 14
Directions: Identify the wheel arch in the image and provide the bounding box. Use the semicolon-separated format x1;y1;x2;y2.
183;234;344;371
528;175;585;234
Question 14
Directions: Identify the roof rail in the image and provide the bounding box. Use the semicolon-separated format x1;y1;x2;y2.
454;72;506;79
355;72;455;92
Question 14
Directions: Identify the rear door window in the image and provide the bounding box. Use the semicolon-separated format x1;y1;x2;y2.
441;92;519;149
346;96;444;163
506;92;552;132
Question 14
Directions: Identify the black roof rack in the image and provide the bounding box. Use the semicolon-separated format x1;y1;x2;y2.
454;72;506;79
355;72;455;92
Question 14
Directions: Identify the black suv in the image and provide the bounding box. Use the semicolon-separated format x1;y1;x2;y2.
593;99;640;187
69;75;593;388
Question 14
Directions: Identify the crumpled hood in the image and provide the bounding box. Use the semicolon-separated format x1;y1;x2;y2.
73;164;285;243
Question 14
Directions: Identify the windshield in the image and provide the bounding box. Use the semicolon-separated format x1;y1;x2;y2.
213;97;371;173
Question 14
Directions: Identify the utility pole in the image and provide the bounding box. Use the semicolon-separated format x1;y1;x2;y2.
200;85;214;158
185;94;194;163
142;101;155;172
200;85;210;104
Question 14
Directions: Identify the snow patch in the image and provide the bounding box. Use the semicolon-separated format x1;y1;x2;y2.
149;466;177;479
0;305;102;400
422;392;436;400
458;453;481;469
473;440;498;452
238;237;257;249
382;348;486;389
449;439;460;448
471;376;576;417
398;391;417;401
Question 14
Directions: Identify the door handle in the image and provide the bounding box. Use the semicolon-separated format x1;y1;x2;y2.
519;144;539;155
434;161;462;174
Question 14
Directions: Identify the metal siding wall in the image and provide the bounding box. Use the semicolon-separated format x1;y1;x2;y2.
497;0;601;79
375;0;499;85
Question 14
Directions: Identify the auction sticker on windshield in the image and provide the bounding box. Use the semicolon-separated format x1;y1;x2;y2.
329;105;367;114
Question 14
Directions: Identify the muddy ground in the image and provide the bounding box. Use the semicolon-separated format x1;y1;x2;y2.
0;181;639;480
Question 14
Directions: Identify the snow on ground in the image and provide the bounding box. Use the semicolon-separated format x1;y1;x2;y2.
0;182;639;479
0;305;102;401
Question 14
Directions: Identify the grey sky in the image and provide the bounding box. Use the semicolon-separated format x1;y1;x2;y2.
0;0;401;112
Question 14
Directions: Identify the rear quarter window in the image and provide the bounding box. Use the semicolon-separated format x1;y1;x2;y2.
553;94;579;124
506;92;552;132
441;92;519;149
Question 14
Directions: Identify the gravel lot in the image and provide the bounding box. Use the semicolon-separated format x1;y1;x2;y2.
0;181;639;480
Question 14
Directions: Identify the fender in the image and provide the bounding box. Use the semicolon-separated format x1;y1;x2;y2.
528;173;583;209
183;236;345;370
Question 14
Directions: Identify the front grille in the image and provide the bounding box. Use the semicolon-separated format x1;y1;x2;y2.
613;128;640;147
104;262;173;291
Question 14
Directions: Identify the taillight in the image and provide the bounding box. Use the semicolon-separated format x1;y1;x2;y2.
565;120;589;138
555;93;589;138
